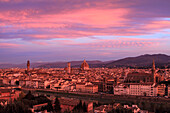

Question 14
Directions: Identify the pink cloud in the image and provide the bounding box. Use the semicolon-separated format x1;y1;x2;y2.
0;0;22;3
30;41;49;46
55;8;129;27
0;0;170;40
0;8;129;27
0;43;22;48
72;38;162;49
0;0;10;2
29;39;74;46
144;20;170;30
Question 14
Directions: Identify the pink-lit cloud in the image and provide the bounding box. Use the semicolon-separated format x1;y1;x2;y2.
30;41;49;46
144;20;170;30
0;0;170;63
0;0;10;2
72;38;162;49
0;43;21;48
0;0;170;40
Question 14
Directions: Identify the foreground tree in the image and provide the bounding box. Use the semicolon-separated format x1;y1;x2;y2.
0;104;4;113
17;91;26;101
47;102;53;112
83;102;87;112
72;100;84;113
54;97;61;113
3;101;31;113
23;91;35;100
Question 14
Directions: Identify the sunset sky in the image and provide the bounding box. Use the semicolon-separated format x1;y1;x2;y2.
0;0;170;63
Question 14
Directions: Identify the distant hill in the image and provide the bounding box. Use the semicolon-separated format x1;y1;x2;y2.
0;60;103;69
38;60;103;68
105;54;170;68
0;62;48;69
0;54;170;69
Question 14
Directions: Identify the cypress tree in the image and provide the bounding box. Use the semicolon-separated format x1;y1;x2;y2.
47;102;53;112
54;97;61;112
83;102;87;112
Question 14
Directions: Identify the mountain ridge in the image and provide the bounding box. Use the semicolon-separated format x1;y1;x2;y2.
0;54;170;69
105;54;170;68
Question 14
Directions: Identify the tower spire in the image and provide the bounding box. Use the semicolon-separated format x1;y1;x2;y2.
152;59;156;83
27;60;30;72
67;62;71;74
152;59;155;71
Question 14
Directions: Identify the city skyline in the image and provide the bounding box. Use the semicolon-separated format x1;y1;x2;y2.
0;0;170;63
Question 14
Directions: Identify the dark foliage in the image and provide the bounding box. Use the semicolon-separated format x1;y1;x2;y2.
82;102;87;112
108;108;133;113
15;81;19;85
63;109;71;113
34;95;51;104
72;100;87;113
54;97;61;112
23;91;35;100
0;105;4;113
46;102;53;112
93;102;101;108
2;101;31;113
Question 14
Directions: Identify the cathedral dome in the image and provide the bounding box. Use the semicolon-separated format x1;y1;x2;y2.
81;59;89;70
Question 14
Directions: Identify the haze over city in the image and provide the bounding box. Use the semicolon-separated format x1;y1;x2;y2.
0;0;170;63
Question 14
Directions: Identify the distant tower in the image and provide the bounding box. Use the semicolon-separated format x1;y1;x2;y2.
67;62;71;74
27;60;30;72
152;59;156;83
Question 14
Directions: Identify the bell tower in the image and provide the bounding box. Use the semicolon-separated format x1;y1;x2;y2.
27;60;30;72
152;59;156;83
67;62;71;74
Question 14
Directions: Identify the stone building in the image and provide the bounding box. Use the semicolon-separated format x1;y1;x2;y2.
81;59;89;70
125;60;163;84
67;62;71;74
27;60;30;72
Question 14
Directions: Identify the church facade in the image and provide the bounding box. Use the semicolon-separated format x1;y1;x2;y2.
125;60;163;84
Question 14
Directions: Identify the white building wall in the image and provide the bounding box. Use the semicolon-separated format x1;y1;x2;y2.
168;85;170;97
114;84;129;95
129;84;157;96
